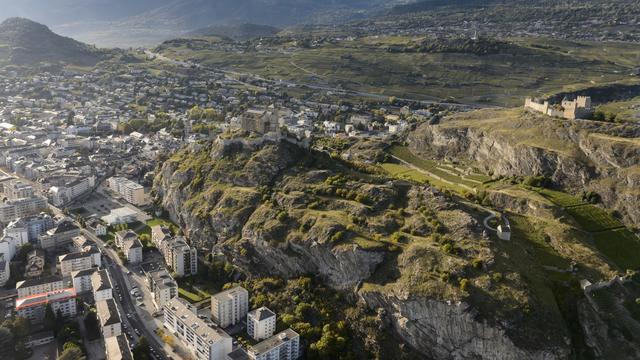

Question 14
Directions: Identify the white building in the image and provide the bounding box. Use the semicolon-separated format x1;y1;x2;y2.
123;238;143;264
4;181;34;200
147;269;178;310
97;298;122;338
16;287;77;323
107;177;145;206
48;176;95;207
8;214;55;244
58;251;94;276
105;335;133;360
0;196;48;223
211;286;249;328
248;329;300;360
16;275;64;298
247;307;276;341
92;269;113;301
164;298;233;360
101;207;138;225
72;268;97;294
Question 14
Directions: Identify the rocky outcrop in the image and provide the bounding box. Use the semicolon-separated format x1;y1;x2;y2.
409;109;640;228
361;291;570;360
153;136;581;359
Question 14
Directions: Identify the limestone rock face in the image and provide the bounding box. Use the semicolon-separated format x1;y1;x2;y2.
361;291;570;360
409;110;640;228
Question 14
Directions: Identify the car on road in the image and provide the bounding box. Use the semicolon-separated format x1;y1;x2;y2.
134;329;141;336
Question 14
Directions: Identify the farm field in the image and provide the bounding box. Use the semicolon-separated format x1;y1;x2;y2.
156;36;640;106
592;229;640;270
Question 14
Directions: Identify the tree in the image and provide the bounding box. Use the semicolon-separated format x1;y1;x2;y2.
11;317;30;341
43;304;56;332
133;336;150;360
58;347;85;360
0;327;15;360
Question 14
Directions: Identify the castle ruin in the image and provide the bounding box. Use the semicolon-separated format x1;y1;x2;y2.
524;96;593;120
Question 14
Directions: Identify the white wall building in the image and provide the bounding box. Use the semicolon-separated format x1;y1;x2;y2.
211;286;249;328
164;298;233;360
0;196;48;223
97;298;122;338
107;177;145;205
248;329;300;360
72;268;97;294
58;252;94;277
247;307;277;341
92;269;113;302
16;275;64;298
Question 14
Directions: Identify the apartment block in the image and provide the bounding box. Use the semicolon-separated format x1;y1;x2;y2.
96;298;122;338
16;275;64;298
249;329;300;360
108;177;145;205
92;269;113;302
0;196;48;223
211;286;249;328
147;269;178;309
164;298;233;360
247;307;276;341
71;268;97;294
58;251;94;276
15;287;77;323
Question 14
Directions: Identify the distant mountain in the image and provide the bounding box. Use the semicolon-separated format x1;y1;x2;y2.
0;18;104;66
187;23;281;41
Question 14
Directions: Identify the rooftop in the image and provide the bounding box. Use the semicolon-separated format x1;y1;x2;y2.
91;269;112;292
16;287;76;310
96;298;121;326
105;334;133;360
249;307;275;322
250;328;299;355
165;298;231;345
16;274;63;289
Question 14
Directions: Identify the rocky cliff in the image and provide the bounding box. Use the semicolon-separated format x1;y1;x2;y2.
408;108;640;229
153;135;585;359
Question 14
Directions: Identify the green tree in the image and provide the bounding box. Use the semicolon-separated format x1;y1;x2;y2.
43;304;56;332
11;317;30;341
0;327;15;360
132;336;150;360
58;347;85;360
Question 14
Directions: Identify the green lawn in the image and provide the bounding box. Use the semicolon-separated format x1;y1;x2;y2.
380;163;469;194
592;229;640;270
178;288;204;303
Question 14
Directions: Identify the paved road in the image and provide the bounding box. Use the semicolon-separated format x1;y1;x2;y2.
83;229;168;360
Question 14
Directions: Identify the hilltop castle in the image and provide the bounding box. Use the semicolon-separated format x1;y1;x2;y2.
524;96;593;120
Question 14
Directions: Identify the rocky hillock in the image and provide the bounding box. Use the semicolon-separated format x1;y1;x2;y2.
408;108;640;230
153;135;622;359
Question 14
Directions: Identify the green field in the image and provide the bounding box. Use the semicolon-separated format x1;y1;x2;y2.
380;162;470;194
592;229;640;270
178;288;205;303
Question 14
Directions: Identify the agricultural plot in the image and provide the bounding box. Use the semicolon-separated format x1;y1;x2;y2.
537;188;587;208
592;229;640;270
387;146;481;189
565;205;624;233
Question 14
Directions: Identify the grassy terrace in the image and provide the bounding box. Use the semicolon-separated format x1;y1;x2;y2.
537;189;640;270
387;145;484;189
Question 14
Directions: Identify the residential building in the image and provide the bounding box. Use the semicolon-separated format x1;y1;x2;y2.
115;230;138;249
155;234;198;277
92;269;113;301
147;269;178;309
105;334;133;360
4;181;34;200
48;176;95;206
38;220;80;251
58;251;94;276
151;225;171;245
211;286;249;328
248;329;300;360
71;268;97;294
24;249;46;278
16;275;64;298
9;214;55;244
164;298;233;360
96;298;122;338
15;287;77;323
247;307;276;341
108;177;145;205
123;237;143;264
0;196;48;223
